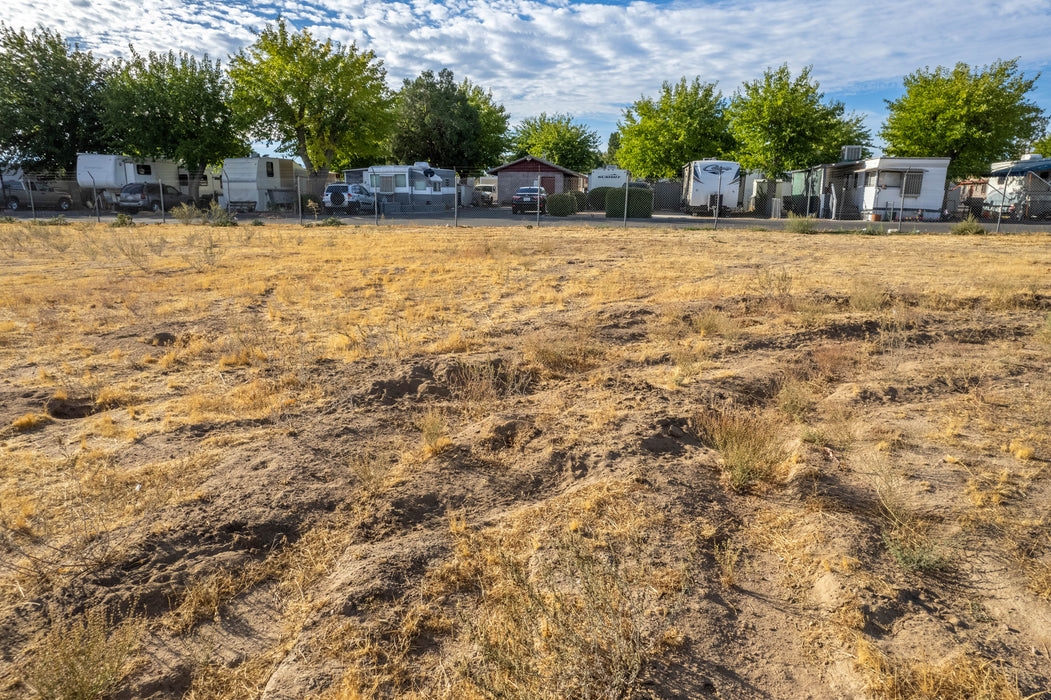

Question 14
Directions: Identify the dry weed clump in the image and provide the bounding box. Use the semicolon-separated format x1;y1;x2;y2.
22;606;143;700
690;407;789;490
854;639;1024;700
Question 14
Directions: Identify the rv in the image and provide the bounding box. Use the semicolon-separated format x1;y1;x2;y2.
984;154;1051;220
221;157;306;212
76;154;180;207
681;160;742;214
366;162;457;213
588;167;629;190
177;166;224;203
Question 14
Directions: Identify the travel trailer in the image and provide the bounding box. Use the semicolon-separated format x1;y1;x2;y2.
588;167;629;190
76;154;179;207
366;162;457;212
681;160;742;214
984;154;1051;220
221;157;306;212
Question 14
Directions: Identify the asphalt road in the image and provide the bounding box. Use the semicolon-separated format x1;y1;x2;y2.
4;205;1049;235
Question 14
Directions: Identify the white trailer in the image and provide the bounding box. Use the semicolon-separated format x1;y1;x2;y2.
681;160;742;214
366;162;457;212
588;167;629;189
76;153;180;207
221;157;306;212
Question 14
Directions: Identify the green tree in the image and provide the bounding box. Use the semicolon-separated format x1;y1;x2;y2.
461;79;510;171
880;59;1044;180
617;78;734;179
389;69;482;171
509;113;600;173
727;64;870;178
604;132;621;167
0;23;108;172
1031;131;1051;159
102;49;246;200
228;18;392;177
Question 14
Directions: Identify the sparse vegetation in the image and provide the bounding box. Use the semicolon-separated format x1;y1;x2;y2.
1;220;1049;698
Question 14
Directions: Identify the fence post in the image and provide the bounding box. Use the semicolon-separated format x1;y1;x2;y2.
24;177;37;220
622;175;629;228
454;172;459;228
713;169;722;231
159;180;166;223
297;176;302;224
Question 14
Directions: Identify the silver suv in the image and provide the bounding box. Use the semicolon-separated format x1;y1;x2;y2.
323;183;375;213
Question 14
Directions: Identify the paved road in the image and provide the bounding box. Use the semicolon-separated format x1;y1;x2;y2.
4;205;1048;235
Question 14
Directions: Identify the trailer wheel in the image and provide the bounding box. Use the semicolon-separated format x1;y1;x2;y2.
6;198;19;211
58;198;72;211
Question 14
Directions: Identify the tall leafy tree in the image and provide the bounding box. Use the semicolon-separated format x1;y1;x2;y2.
1031;131;1051;159
617;78;734;179
102;49;246;200
727;64;869;178
228;18;392;176
0;23;108;172
880;59;1044;180
604;132;621;167
389;69;483;171
461;78;510;171
509;113;600;173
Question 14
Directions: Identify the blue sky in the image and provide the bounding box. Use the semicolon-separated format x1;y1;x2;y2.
11;0;1051;158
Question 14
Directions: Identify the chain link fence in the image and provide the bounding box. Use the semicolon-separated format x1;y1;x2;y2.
4;160;1051;231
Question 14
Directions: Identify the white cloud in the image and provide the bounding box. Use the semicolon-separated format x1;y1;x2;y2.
8;0;1051;142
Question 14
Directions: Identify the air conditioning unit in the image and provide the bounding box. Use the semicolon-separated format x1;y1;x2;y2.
841;145;864;162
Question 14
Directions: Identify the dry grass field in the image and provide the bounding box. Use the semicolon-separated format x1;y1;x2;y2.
1;218;1050;699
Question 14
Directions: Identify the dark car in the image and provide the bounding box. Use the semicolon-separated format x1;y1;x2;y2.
118;183;194;213
2;180;73;211
511;186;547;214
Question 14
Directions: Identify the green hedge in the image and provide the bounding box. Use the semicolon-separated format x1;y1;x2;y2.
605;188;654;218
567;190;587;210
586;187;616;211
547;193;578;217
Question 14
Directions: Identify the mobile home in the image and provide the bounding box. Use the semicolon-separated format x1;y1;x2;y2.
788;155;950;221
681;160;742;214
366;162;457;213
76;153;180;206
221;157;306;212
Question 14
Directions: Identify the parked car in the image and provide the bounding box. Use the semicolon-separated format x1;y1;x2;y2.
511;186;547;214
322;183;375;213
117;183;194;213
2;180;73;211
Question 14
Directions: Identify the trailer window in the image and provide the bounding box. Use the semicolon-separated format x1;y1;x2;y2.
396;174;407;188
136;164;152;176
414;179;427;191
266;162;274;178
902;172;923;197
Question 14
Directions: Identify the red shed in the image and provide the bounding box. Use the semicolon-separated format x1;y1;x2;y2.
488;155;585;205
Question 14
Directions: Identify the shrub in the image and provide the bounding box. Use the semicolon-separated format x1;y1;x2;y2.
24;607;141;700
206;200;237;227
586;187;616;210
690;407;787;489
605;187;653;218
546;193;578;217
785;212;817;234
316;216;344;227
170;202;200;225
250;218;265;226
567;190;587;210
950;214;986;235
109;212;134;228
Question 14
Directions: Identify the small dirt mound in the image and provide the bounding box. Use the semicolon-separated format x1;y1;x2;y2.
45;396;96;419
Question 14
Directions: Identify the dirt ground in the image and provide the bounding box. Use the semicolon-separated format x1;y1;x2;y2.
1;221;1050;699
